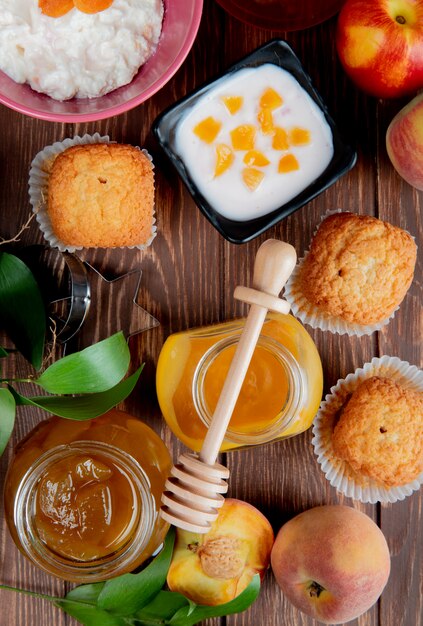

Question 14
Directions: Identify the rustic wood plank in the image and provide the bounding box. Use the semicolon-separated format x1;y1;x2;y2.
375;97;423;626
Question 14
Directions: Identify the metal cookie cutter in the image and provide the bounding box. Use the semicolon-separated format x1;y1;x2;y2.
22;246;159;347
52;252;91;343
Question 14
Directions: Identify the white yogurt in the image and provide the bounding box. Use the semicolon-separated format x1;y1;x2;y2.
174;64;334;222
0;0;163;100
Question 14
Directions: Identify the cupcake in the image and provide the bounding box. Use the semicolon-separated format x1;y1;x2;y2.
312;356;423;503
284;212;417;335
332;377;423;487
29;134;156;252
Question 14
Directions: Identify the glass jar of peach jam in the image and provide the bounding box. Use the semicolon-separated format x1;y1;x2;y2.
156;312;323;452
4;410;172;582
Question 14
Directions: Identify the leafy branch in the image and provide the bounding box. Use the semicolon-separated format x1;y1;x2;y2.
0;529;260;626
0;250;142;456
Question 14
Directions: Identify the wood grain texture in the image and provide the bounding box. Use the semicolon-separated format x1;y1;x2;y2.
375;97;423;626
0;1;421;626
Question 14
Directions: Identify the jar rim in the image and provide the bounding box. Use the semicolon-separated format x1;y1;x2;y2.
14;441;156;582
192;334;305;445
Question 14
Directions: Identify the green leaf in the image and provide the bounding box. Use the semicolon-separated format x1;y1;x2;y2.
0;252;45;369
0;387;15;455
169;575;261;626
0;584;125;626
97;528;175;615
0;346;8;357
52;599;127;626
36;332;130;394
66;583;106;606
9;366;142;420
0;553;260;626
135;591;189;622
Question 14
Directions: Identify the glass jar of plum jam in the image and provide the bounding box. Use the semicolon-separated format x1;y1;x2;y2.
4;410;172;582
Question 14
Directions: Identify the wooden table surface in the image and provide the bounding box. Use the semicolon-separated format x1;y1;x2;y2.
0;2;422;625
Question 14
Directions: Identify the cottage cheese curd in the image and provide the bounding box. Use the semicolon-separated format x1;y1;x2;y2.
174;64;334;222
0;0;163;100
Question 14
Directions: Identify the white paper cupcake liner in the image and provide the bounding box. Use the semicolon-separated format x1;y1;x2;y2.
284;209;401;336
312;356;423;504
29;133;157;252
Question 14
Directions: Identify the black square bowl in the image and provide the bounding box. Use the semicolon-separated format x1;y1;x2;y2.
153;39;357;244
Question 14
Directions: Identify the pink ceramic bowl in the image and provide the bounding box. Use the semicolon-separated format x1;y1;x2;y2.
0;0;203;123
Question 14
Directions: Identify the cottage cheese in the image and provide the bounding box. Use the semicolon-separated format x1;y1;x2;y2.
0;0;163;100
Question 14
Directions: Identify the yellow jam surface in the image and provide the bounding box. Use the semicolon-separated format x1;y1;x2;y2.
204;343;289;433
5;410;172;573
156;313;323;452
35;453;137;562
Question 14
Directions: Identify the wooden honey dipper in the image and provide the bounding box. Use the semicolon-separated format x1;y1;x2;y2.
160;239;297;533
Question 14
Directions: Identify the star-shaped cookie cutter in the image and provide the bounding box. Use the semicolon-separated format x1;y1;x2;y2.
21;246;159;349
52;253;159;349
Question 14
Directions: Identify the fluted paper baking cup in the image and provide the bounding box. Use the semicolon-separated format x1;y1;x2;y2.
29;134;157;252
312;356;423;504
284;209;400;336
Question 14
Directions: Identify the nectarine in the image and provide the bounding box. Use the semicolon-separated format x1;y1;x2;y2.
336;0;423;98
386;92;423;190
271;505;390;624
167;498;274;606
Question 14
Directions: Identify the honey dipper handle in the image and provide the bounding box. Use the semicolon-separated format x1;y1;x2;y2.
200;240;297;466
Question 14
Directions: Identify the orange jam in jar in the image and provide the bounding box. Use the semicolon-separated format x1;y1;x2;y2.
4;410;172;582
156;313;323;452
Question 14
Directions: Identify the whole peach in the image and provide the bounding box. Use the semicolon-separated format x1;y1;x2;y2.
271;505;390;624
336;0;423;98
386;92;423;190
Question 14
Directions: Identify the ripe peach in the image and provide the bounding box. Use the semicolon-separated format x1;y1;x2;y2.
336;0;423;98
271;505;390;624
386;92;423;190
166;498;274;606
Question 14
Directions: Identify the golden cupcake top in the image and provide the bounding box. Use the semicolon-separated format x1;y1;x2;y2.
332;376;423;487
47;143;155;248
298;212;417;325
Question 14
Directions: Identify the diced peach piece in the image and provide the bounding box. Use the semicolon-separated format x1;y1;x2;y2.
259;88;283;110
272;127;289;151
73;0;113;14
289;127;311;146
257;108;274;135
221;96;243;115
214;144;234;177
193;117;222;144
230;124;256;150
278;154;300;173
39;0;74;17
243;150;270;167
242;167;265;191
